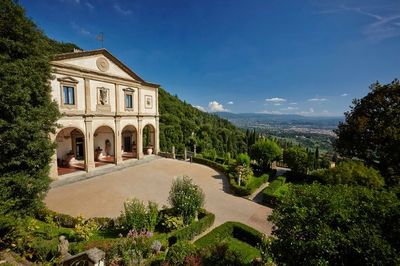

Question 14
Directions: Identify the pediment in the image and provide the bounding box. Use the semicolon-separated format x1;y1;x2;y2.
51;49;159;88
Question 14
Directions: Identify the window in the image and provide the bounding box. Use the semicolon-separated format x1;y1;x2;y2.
125;94;133;109
63;86;75;105
123;88;135;110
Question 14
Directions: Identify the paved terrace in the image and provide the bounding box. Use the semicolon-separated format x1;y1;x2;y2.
45;157;273;234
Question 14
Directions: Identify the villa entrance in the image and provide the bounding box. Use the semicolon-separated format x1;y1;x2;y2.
121;125;138;160
55;127;86;175
93;126;115;167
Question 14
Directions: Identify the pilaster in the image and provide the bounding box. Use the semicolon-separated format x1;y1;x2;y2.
155;116;160;154
115;84;120;115
84;78;91;114
137;117;143;159
115;117;123;164
85;116;95;171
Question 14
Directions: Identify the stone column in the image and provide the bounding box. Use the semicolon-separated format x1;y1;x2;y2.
137;118;143;159
154;117;160;154
49;133;58;180
85;117;95;172
115;117;123;164
172;146;176;159
115;84;120;115
84;78;91;114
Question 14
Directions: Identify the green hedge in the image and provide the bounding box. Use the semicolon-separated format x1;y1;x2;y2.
193;157;229;173
229;174;269;196
35;208;115;229
194;156;270;196
195;221;263;248
262;176;288;206
168;209;215;245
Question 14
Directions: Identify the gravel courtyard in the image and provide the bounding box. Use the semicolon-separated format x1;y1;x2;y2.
45;158;273;234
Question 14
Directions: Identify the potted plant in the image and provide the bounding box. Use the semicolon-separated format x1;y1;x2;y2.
95;146;102;161
64;150;75;166
146;146;153;155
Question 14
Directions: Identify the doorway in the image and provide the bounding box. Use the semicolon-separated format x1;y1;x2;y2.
75;137;84;160
124;136;131;152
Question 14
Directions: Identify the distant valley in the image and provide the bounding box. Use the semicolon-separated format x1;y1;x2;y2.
215;112;345;153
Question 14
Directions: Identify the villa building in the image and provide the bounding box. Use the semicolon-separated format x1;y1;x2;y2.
49;49;160;179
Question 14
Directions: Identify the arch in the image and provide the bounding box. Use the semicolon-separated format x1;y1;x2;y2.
55;127;86;175
93;125;115;166
142;123;156;155
121;124;138;160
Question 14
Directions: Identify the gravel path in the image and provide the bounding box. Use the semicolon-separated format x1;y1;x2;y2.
45;158;273;234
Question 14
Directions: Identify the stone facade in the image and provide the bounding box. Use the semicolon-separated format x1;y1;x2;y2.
49;49;160;179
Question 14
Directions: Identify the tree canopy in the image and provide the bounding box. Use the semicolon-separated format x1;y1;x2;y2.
283;146;308;174
334;80;400;186
268;183;400;265
249;139;282;169
158;88;246;156
0;0;78;215
310;160;384;188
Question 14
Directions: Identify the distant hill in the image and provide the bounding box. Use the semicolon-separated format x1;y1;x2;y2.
158;90;246;156
215;112;344;129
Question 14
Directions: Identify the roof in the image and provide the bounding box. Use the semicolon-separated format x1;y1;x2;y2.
52;48;159;88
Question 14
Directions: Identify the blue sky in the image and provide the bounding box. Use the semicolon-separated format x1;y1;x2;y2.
20;0;400;116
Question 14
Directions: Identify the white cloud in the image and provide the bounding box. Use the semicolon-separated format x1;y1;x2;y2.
298;107;315;115
280;106;298;111
289;102;298;105
193;105;206;112
341;93;348;97
265;97;287;103
274;103;282;106
227;101;234;105
320;5;400;42
85;2;94;10
113;4;132;15
308;97;328;102
208;101;227;112
71;22;91;35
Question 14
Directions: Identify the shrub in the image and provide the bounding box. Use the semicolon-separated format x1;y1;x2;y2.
236;153;251;166
168;210;215;245
192;157;229;173
268;183;400;265
262;176;288;206
309;160;385;188
166;240;197;265
161;214;184;232
74;215;98;241
168;176;205;224
203;149;217;161
201;242;247;266
106;229;154;265
120;199;159;231
230;174;269;196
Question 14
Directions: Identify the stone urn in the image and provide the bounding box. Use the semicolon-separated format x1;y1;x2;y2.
146;146;153;155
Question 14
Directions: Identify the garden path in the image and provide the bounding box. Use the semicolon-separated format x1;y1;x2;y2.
45;158;274;234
